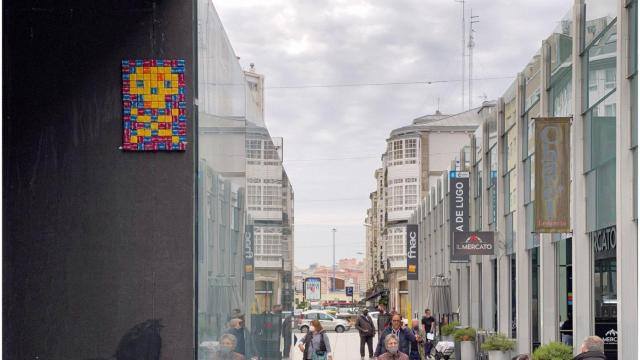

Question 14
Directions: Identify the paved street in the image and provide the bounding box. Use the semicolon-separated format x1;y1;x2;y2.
289;331;379;360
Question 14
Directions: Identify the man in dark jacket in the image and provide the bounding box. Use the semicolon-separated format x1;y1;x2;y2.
374;314;416;357
573;336;606;360
355;309;376;359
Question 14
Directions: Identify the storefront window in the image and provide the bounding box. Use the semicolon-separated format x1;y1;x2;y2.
557;239;573;346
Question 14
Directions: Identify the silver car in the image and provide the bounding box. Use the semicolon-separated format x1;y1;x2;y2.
298;310;351;333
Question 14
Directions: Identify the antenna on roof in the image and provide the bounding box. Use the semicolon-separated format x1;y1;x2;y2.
468;9;479;110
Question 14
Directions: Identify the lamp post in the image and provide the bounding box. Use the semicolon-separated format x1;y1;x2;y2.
332;228;336;292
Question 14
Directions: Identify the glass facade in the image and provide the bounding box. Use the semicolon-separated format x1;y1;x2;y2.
196;2;294;359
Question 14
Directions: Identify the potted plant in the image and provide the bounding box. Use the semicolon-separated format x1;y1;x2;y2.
453;327;476;360
440;321;460;342
532;342;573;360
481;333;516;360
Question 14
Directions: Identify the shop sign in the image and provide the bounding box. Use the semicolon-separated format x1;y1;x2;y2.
449;171;470;262
590;225;616;260
244;225;255;280
453;232;495;256
406;224;419;280
534;117;571;232
595;320;617;358
346;286;354;297
304;277;321;301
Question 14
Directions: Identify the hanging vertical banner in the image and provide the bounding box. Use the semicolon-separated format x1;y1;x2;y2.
244;225;255;280
406;224;419;280
534;117;571;233
449;171;470;262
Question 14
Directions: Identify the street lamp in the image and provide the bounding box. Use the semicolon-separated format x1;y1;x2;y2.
332;228;336;292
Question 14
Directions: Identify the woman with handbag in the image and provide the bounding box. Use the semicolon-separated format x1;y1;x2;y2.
297;319;333;360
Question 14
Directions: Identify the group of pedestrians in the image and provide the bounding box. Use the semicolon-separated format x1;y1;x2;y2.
353;305;437;360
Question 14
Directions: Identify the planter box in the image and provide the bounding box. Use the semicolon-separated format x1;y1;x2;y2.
441;335;454;342
488;350;511;360
460;341;476;360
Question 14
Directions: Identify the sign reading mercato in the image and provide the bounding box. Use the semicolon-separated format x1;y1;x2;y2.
406;224;419;280
453;231;495;256
244;225;255;280
449;171;470;262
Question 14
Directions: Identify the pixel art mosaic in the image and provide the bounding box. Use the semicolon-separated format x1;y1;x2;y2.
121;59;186;151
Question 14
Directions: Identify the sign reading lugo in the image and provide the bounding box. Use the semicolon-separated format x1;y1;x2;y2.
534;117;571;233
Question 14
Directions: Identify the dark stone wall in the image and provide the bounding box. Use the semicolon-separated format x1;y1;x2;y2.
3;1;196;359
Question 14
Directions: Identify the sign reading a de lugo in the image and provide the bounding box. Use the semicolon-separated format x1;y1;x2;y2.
534;117;571;233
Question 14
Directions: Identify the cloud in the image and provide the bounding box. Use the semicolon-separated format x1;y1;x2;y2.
213;0;573;267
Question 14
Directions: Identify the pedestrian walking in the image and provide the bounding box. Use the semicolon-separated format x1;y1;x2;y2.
212;333;245;360
356;309;376;360
420;309;436;358
573;336;606;360
374;314;416;357
297;319;333;360
377;303;391;336
409;319;426;360
375;334;410;360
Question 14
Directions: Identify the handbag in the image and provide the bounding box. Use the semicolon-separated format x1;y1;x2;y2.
312;351;327;360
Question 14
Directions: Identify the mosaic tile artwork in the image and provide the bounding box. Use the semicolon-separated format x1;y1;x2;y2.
121;59;186;151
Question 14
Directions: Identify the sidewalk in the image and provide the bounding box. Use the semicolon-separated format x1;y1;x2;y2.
289;331;379;360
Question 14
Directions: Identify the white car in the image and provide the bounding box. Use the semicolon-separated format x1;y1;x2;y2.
367;311;380;330
298;310;351;333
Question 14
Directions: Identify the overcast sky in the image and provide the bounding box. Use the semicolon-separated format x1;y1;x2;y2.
213;0;572;268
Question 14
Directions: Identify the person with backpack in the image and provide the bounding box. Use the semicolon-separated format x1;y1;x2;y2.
297;319;333;360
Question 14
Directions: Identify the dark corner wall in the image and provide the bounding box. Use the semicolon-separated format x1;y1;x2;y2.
3;1;196;359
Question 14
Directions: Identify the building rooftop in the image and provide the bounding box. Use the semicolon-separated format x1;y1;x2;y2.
389;104;493;138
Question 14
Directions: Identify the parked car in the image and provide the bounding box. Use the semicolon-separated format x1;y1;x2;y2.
367;311;379;330
323;306;338;316
298;310;351;333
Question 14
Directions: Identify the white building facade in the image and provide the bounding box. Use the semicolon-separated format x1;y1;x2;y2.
407;2;637;359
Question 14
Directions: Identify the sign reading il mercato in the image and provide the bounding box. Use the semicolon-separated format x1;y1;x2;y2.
453;231;495;256
534;117;571;233
449;171;470;262
244;225;255;280
406;224;419;280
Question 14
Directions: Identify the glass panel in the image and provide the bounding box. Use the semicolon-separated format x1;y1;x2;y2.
585;0;617;47
557;239;574;346
505;213;515;255
526;203;540;249
531;247;541;347
550;67;573;117
594;258;617;319
632;76;638;148
524;52;542;112
510;170;518;213
549;9;574;74
505;127;517;173
629;0;638;76
586;23;617;109
596;159;617;229
591;99;617;169
524;157;531;204
634;149;638;220
504;172;511;213
586;170;597;232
